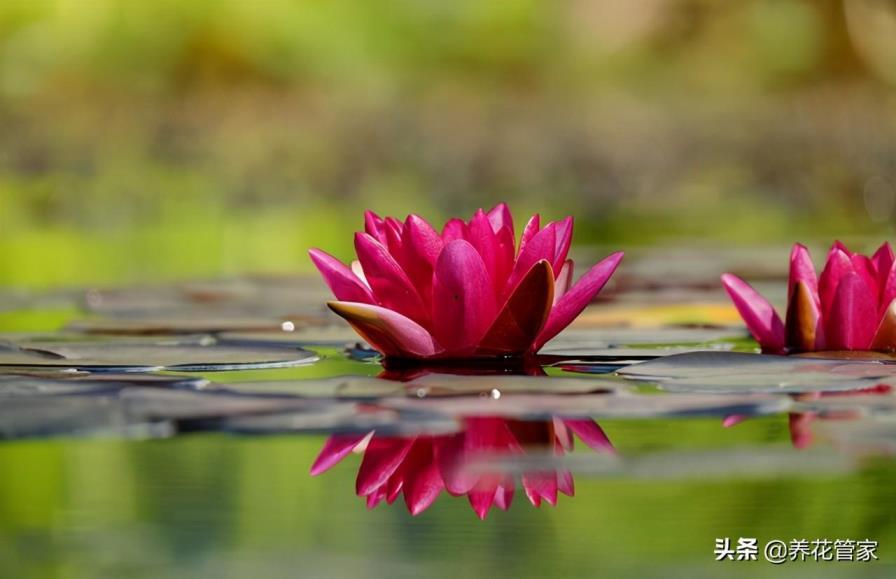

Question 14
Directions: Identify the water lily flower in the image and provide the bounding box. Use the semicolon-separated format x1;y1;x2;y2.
310;416;614;518
721;241;896;354
309;204;623;360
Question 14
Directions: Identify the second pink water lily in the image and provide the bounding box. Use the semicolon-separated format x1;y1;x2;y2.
722;241;896;354
309;204;623;360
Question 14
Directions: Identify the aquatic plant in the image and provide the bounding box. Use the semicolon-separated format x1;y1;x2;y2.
722;242;896;354
309;204;623;360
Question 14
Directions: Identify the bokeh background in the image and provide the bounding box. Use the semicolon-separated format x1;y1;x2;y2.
1;0;896;288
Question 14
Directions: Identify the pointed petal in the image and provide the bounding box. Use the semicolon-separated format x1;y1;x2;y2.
468;488;497;519
328;301;440;358
308;249;375;304
465;210;501;295
354;232;429;325
404;215;443;266
872;242;894;279
551;217;574;274
400;214;443;300
785;281;820;352
477;260;554;355
552;416;575;451
310;432;371;475
506;223;556;294
871;299;896;351
563;419;615;454
553;260;574;305
364;210;386;244
516;214;540;258
487;202;514;235
535;252;623;351
788;243;819;307
720;273;786;353
494;482;515;510
851;254;880;304
818;248;854;317
557;469;575;497
402;442;444;516
432;240;498;352
522;471;557;507
366;487;387;509
441;218;465;243
351;260;369;288
356;437;415;496
824;273;877;350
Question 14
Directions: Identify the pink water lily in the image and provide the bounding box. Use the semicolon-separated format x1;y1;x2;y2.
721;241;896;354
309;204;623;360
310;416;614;518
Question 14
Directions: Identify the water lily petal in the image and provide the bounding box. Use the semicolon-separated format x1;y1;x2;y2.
873;242;894;279
441;218;465;243
721;273;786;353
871;299;896;351
328;301;441;358
554;260;574;304
825;273;877;350
563;419;615;454
558;469;575;497
788;243;819;307
522;471;557;507
819;247;853;317
517;214;541;257
785;281;820;352
366;487;387;509
468;487;498;519
553;416;575;451
400;214;443;300
432;240;498;352
309;432;372;475
535;252;624;351
401;440;444;516
354;232;429;326
851;254;880;304
308;249;375;304
504;223;556;298
494;482;515;511
356;437;415;496
465;210;501;295
487;202;514;235
478;260;554;355
364;210;387;244
552;216;574;274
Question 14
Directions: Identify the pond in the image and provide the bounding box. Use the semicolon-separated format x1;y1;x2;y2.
1;252;895;578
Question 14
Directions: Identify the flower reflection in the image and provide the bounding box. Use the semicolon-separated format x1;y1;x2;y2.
723;384;892;449
310;416;614;518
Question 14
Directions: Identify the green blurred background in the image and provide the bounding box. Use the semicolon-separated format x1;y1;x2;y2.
1;0;896;288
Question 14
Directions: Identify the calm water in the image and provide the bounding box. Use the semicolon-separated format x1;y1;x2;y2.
1;274;895;578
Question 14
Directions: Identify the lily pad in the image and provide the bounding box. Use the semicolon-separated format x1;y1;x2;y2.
0;372;207;397
380;390;791;420
2;339;319;372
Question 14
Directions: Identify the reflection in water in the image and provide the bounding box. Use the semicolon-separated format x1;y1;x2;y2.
723;384;892;448
310;416;614;518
